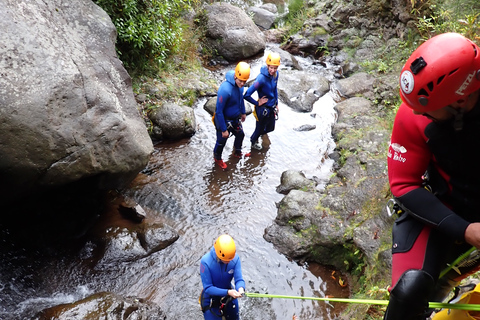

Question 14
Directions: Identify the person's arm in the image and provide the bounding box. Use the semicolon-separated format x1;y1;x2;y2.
200;261;229;297
215;85;230;134
240;87;246;117
244;79;260;106
273;71;279;106
388;104;470;241
233;257;245;293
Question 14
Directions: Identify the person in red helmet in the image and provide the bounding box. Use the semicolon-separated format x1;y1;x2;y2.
384;32;480;320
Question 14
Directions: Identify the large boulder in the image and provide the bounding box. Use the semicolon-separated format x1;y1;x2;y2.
204;2;265;61
247;6;277;30
37;292;167;320
277;70;330;112
0;0;153;200
149;103;196;141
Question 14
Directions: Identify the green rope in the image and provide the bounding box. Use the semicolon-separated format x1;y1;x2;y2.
244;292;480;311
439;246;477;279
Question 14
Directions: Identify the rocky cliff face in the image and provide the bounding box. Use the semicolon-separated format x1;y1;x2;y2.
0;0;153;202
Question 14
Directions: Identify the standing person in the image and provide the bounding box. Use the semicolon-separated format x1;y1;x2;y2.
213;62;250;169
199;234;245;320
384;32;480;320
244;52;280;151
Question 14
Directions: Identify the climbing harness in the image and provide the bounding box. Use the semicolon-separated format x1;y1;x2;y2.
199;289;235;317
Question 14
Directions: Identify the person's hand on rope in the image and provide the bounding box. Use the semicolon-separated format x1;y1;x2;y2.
227;288;243;299
465;222;480;249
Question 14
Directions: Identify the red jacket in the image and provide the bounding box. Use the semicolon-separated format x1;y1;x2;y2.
387;103;480;241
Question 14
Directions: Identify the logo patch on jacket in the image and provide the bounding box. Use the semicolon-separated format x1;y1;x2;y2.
388;142;407;163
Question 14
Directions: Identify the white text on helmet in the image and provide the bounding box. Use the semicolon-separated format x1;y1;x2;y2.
456;71;476;95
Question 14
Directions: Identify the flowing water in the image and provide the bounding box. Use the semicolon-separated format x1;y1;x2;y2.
0;48;350;319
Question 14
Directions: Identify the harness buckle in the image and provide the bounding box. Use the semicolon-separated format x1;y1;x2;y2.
386;198;403;217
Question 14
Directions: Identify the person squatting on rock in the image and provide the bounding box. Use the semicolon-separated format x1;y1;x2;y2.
384;33;480;320
243;52;280;151
212;62;251;169
199;234;245;320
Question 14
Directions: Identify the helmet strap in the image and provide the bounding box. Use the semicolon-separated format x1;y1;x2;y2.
446;106;465;131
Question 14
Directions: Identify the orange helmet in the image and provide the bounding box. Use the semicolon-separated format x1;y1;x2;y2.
266;52;281;66
399;33;480;112
235;62;250;81
214;234;236;262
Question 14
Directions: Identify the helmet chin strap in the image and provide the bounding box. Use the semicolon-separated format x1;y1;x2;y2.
445;106;465;131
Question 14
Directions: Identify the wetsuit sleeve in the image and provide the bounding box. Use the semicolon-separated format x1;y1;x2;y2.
240;88;246;115
244;77;262;106
233;258;245;291
215;84;230;132
388;104;470;241
200;261;229;298
274;71;279;105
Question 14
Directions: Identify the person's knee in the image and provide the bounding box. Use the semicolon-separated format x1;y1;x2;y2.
391;269;434;299
384;269;435;320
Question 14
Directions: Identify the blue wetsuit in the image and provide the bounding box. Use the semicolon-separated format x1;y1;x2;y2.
200;246;245;320
213;70;247;159
244;65;279;145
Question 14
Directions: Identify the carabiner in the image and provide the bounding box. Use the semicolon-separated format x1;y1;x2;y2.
386;198;397;217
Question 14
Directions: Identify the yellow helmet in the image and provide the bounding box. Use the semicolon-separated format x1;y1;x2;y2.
266;52;281;66
214;234;236;262
235;62;250;81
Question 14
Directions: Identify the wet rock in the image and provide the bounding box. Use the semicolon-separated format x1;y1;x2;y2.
264;190;347;266
118;203;146;223
293;124;316;132
248;6;277;30
282;33;328;58
333;72;375;99
332;96;375;135
260;3;278;14
277;70;330;112
263;29;286;43
36;291;166;320
204;2;265;61
89;222;179;266
0;0;153;201
149;102;196;141
276;170;317;194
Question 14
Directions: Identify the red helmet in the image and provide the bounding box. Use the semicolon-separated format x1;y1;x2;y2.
399;33;480;112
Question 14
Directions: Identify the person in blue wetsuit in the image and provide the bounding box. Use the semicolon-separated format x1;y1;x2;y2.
200;234;245;320
244;52;281;151
213;62;251;169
